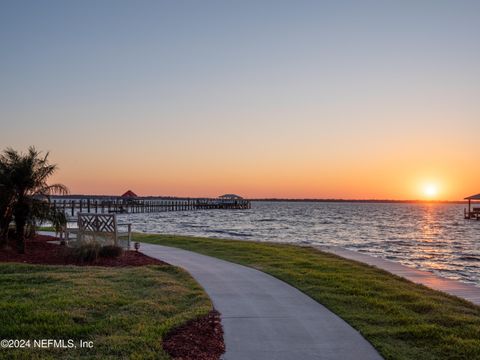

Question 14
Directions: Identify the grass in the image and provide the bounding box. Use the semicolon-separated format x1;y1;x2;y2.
138;233;480;360
35;226;56;232
0;263;211;359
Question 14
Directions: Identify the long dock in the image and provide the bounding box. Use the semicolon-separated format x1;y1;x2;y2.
51;197;251;217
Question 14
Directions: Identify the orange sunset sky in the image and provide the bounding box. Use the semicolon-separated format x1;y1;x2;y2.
1;1;479;200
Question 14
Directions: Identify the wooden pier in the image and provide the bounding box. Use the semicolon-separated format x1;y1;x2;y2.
51;197;251;218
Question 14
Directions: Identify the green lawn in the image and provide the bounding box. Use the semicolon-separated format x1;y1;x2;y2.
35;226;56;232
0;263;211;359
138;233;480;360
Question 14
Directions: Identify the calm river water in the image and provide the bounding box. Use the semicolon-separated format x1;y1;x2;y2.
121;201;480;286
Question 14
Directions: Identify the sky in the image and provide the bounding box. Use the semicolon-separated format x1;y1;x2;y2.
1;0;479;200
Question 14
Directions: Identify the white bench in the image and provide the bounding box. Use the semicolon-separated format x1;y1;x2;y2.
64;213;132;249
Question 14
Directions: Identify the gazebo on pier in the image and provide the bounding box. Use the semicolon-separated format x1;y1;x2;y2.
464;194;480;219
121;190;138;198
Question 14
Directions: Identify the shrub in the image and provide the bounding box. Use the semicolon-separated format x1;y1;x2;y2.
99;245;123;258
70;242;101;263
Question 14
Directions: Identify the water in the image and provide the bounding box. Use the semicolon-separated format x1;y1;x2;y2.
121;201;480;286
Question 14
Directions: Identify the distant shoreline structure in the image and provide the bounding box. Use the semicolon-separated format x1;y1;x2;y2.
52;195;466;204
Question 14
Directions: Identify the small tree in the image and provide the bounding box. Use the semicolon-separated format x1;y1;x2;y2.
0;147;68;253
0;181;14;247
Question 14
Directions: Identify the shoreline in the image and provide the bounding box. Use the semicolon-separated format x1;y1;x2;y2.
41;229;480;303
316;244;480;305
142;231;480;302
39;228;480;305
133;230;480;306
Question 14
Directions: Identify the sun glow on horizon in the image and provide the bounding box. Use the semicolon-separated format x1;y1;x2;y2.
422;183;439;199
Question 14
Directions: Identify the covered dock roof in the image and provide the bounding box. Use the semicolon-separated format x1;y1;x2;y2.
464;194;480;200
219;194;243;199
121;190;138;198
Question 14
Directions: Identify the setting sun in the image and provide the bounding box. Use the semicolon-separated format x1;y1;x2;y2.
423;184;439;198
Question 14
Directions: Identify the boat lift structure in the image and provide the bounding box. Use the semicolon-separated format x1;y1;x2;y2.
464;194;480;219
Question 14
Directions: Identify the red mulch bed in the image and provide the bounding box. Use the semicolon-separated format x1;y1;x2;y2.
0;234;167;267
163;310;225;360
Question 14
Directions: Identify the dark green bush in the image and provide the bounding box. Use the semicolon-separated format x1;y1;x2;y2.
99;245;123;258
70;242;101;263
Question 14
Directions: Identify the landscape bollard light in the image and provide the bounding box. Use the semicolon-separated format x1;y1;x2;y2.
134;242;140;252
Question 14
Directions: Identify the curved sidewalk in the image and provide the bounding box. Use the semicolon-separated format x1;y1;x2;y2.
140;242;382;360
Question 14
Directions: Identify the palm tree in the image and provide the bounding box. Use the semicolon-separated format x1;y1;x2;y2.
0;155;16;247
0;147;68;253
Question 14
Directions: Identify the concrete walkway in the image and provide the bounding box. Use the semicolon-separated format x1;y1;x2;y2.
317;245;480;306
140;242;382;360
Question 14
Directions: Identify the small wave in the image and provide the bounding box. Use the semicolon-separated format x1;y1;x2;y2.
464;265;480;269
206;229;251;238
458;256;480;262
348;242;380;248
319;221;335;225
181;224;205;228
298;240;312;244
